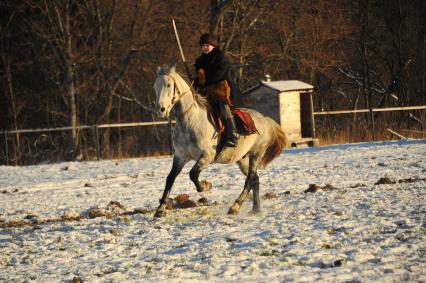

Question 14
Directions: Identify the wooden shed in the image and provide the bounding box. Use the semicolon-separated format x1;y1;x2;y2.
242;79;318;147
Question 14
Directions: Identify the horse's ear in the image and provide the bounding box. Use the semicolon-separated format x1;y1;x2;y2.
156;66;161;75
170;64;176;73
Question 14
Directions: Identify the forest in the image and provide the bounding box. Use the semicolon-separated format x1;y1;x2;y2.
1;0;425;165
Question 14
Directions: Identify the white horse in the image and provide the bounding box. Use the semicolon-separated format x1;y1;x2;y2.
153;65;287;217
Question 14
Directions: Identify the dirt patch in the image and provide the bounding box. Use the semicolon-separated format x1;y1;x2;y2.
375;176;426;185
0;220;32;228
106;201;126;213
197;197;209;205
263;192;279;199
0;194;212;229
87;208;114;219
375;177;396;185
304;184;339;193
349;183;367;188
0;201;153;229
398;177;426;183
122;208;151;216
24;214;38;220
61;214;84;222
174;194;197;209
2;189;19;194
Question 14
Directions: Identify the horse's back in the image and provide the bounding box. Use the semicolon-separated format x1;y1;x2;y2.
214;107;286;164
236;107;281;136
236;107;287;167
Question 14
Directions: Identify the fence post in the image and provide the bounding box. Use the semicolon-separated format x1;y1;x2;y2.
94;125;101;160
370;108;376;141
309;92;316;139
4;130;9;165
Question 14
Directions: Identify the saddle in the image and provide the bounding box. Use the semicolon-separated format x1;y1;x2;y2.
232;108;259;135
209;108;259;137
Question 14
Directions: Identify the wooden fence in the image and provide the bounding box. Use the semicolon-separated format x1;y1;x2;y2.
313;105;426;115
1;105;425;165
1;121;173;165
313;105;426;140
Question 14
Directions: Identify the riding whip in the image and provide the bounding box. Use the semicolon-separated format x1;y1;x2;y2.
172;19;192;80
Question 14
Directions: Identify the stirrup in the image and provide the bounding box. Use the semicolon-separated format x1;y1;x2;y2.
225;135;238;147
225;140;237;147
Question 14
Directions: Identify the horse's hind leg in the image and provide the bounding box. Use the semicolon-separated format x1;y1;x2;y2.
189;153;214;192
251;174;261;213
155;157;187;217
237;155;249;176
229;155;260;215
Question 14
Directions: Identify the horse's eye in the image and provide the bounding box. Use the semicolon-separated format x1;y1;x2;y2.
166;83;171;88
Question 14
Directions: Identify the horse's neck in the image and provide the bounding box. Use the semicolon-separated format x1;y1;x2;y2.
173;75;197;117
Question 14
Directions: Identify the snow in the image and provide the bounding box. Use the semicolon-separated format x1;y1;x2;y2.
0;140;425;282
260;80;314;92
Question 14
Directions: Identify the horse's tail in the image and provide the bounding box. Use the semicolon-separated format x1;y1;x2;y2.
259;118;288;169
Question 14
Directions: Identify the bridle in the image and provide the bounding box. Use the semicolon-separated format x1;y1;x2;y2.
167;74;195;116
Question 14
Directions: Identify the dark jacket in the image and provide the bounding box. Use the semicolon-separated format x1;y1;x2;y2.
194;47;231;86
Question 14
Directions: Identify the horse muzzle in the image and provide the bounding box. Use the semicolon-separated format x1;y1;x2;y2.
156;104;170;118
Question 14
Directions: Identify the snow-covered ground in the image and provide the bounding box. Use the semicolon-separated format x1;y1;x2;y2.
0;140;425;282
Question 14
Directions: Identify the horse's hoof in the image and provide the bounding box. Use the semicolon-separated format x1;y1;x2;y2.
227;203;240;215
249;208;261;215
197;180;212;192
159;198;174;210
154;209;167;218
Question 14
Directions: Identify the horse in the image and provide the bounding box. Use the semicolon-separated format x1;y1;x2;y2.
153;65;287;217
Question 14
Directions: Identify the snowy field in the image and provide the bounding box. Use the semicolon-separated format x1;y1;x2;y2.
0;140;425;282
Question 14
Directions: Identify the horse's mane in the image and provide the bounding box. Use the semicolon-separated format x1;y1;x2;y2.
157;65;209;110
192;90;209;110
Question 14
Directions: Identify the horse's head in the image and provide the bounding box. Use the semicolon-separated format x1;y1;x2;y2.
153;65;179;118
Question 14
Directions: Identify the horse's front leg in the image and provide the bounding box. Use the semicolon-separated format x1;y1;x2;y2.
154;157;187;217
189;153;214;193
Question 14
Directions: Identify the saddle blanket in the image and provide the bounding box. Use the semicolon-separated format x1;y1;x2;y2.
232;108;259;135
209;108;259;136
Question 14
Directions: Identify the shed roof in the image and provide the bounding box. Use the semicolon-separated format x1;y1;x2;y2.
243;80;314;94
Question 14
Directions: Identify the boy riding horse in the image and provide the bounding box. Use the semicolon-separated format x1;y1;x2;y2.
194;33;239;147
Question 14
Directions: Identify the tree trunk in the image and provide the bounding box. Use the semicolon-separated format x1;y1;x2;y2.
64;1;78;154
99;0;116;157
359;0;375;140
1;46;20;164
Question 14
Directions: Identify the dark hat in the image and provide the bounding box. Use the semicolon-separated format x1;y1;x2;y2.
199;33;217;47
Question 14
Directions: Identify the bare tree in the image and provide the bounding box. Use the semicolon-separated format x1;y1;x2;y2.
0;15;21;163
16;0;81;155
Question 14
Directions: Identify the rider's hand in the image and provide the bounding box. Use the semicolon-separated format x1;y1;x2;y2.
197;68;206;86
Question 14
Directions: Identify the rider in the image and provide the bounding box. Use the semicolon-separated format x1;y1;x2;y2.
194;33;238;147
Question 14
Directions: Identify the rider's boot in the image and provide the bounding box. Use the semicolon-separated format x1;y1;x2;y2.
219;103;238;147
